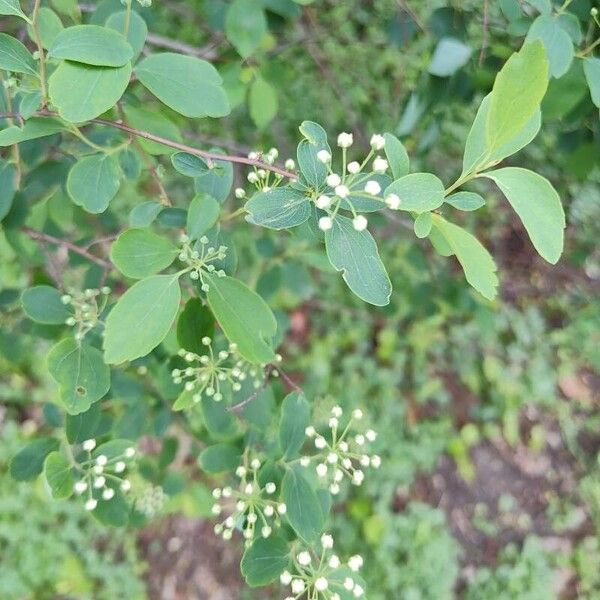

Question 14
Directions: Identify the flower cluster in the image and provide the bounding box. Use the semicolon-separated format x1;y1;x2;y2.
280;534;365;599
62;287;110;341
234;147;295;198
314;132;396;233
178;234;227;290
303;406;380;495
134;483;167;517
73;438;136;511
172;338;264;402
212;457;287;546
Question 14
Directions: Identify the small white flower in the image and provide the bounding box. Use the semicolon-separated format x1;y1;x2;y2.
329;554;341;568
235;187;246;199
95;455;107;466
222;487;232;498
82;439;96;451
300;456;311;467
297;551;312;565
316;463;328;477
236;500;246;512
315;436;327;449
364;180;381;195
85;498;97;511
318;216;333;231
247;513;257;524
74;481;87;494
321;533;334;548
332;405;343;418
277;503;287;514
373;156;389;173
305;426;316;437
291;579;305;594
337;132;354;148
348;555;364;571
334;469;344;482
317;150;331;163
370;134;385;150
315;577;328;591
280;571;292;585
371;455;381;468
326;173;341;187
327;452;338;464
285;159;295;170
344;577;355;590
335;184;349;198
265;482;276;494
352;470;365;486
385;193;401;209
261;525;272;538
211;504;221;515
347;161;361;174
250;458;261;470
120;479;131;492
353;584;365;597
353;215;368;231
342;458;352;469
94;476;106;488
330;483;340;494
102;488;115;500
355;434;365;446
360;455;371;467
244;483;254;495
339;441;349;452
264;505;274;517
248;151;259;160
236;466;246;478
316;195;332;209
212;488;222;499
114;461;126;473
329;417;339;429
352;409;364;420
257;169;267;179
125;447;135;458
247;172;259;183
366;429;377;442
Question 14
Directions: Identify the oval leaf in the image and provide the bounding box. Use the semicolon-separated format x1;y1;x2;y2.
199;443;241;474
21;285;72;324
241;537;289;587
282;467;324;543
111;229;178;278
0;33;38;76
384;172;445;213
10;437;59;481
445;191;486;212
279;392;309;460
44;451;74;499
67;154;121;214
186;193;220;240
246;187;311;230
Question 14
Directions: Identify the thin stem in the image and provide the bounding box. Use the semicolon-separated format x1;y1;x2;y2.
0;110;297;179
222;206;247;221
0;73;21;187
576;36;600;58
31;0;48;102
444;171;478;196
557;0;575;15
123;0;132;36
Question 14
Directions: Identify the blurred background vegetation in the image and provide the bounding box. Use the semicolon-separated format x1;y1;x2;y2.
1;0;599;598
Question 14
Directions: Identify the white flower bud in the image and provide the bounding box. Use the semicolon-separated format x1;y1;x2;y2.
344;577;355;590
94;476;106;488
297;551;312;565
96;455;108;466
285;158;295;170
315;577;328;591
85;498;97;511
366;429;377;442
334;184;349;198
247;172;259;183
385;193;401;209
348;555;364;571
354;584;365;597
352;409;364;420
74;481;87;494
326;173;341;187
264;505;274;516
370;134;385;150
329;554;341;568
330;483;340;494
318;216;333;231
120;479;131;492
125;447;135;458
82;439;96;451
317;150;331;163
331;405;343;417
316;194;332;209
321;533;334;548
300;456;311;467
347;161;360;174
353;215;368;231
371;455;381;468
373;156;389;173
364;180;381;195
337;132;354;148
280;570;292;585
235;187;246;199
277;503;287;514
316;463;328;477
315;436;327;449
102;488;115;500
265;482;276;494
291;579;305;594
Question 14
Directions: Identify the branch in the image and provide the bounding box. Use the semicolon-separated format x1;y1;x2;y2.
0;110;297;179
22;227;112;269
228;365;274;413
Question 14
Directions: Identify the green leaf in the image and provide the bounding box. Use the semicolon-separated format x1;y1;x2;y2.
299;120;327;145
129;201;164;227
428;37;472;77
384;132;409;179
199;443;241;473
462;94;541;175
481;167;564;264
486;41;548;151
0;117;64;147
123;106;182;155
65;403;102;443
106;10;147;61
225;0;267;58
104;274;181;364
384;172;445;213
27;7;64;49
445;191;486;211
325;215;392;307
500;0;521;21
413;212;432;239
241;537;289;587
0;0;30;22
92;487;130;527
10;438;59;481
201;396;241;440
176;297;214;355
297;138;329;188
206;274;277;364
0;159;16;220
186;193;220;239
194;153;234;203
66;154;121;214
249;76;278;129
21;285;72;324
246;187;311;230
432;215;498;300
44;451;74;499
47;339;111;414
171;152;209;177
134;52;230;119
279;391;309;460
583;57;600;108
110;229;178;278
49;61;132;122
0;33;38;76
48;24;133;67
526;16;573;79
282;467;324;543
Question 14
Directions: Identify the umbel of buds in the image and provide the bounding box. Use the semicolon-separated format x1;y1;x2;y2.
62;287;110;342
74;439;137;511
178;234;227;291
